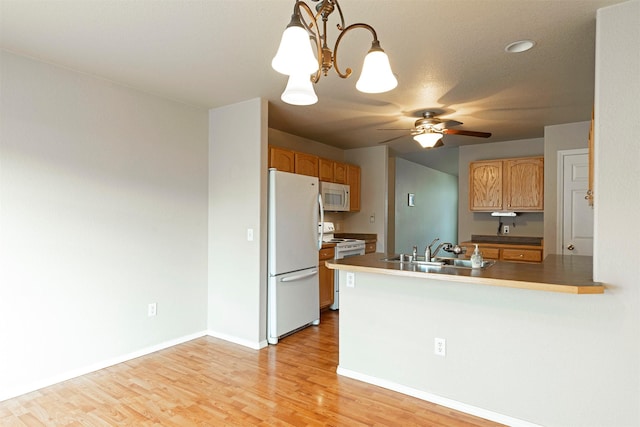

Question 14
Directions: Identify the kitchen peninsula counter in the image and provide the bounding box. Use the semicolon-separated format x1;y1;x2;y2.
326;253;604;294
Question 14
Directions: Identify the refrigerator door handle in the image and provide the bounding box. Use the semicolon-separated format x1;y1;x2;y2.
318;193;324;250
280;269;318;283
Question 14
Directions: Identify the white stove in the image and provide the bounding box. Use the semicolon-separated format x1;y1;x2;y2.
320;222;365;310
321;222;366;256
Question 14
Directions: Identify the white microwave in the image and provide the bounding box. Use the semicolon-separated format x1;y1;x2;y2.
320;181;350;211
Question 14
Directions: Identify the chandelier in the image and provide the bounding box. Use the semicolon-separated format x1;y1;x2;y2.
272;0;397;105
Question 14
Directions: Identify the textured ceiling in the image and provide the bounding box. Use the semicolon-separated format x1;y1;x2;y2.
0;0;622;175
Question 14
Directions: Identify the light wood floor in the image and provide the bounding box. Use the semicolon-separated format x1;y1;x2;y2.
1;310;503;426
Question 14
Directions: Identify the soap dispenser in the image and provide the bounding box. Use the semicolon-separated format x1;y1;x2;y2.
470;244;483;269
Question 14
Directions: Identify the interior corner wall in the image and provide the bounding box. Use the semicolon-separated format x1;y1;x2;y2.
208;98;268;349
457;138;544;242
0;51;209;400
344;146;389;253
543;121;590;256
394;158;458;255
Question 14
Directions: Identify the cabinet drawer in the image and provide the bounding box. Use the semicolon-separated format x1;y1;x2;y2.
319;247;335;260
479;248;501;260
501;248;542;262
365;242;376;254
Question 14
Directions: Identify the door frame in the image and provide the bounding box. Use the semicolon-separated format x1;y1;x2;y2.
556;148;589;254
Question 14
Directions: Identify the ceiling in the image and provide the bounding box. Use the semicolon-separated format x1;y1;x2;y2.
0;0;622;175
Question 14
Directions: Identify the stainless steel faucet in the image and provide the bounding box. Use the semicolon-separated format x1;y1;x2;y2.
424;238;439;262
431;242;453;259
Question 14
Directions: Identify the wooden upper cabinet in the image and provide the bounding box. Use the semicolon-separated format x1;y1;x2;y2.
334;162;348;184
319;158;334;182
469;160;503;211
504;157;544;210
347;164;361;212
294;152;319;177
269;146;295;173
469;156;543;212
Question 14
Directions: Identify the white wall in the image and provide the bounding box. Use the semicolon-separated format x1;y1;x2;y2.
344;146;389;252
268;128;344;161
339;2;640;425
208;98;268;349
394;158;458;255
592;2;640;424
458;138;544;241
543;121;590;255
0;51;209;400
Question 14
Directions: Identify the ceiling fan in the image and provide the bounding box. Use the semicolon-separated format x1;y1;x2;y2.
378;111;492;148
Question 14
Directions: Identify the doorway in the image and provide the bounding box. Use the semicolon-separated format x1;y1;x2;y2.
557;149;593;256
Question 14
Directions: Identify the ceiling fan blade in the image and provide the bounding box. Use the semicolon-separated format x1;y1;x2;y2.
377;133;411;144
434;119;463;130
377;128;414;131
443;129;492;138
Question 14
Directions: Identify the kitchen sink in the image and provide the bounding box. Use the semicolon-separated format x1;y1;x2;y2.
381;255;495;270
433;257;495;269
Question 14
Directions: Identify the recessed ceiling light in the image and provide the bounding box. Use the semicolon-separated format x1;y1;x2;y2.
505;40;536;53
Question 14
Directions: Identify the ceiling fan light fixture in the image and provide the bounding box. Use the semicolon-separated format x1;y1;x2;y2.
504;39;536;53
413;131;442;148
280;73;318;105
356;41;398;93
272;13;319;76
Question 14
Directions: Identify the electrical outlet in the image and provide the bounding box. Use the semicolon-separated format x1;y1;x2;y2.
503;225;510;234
434;337;446;356
148;303;157;317
346;272;355;288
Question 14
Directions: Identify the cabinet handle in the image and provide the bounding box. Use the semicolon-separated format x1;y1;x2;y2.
567;244;575;251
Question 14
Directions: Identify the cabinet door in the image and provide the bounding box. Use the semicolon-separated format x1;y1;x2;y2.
269;146;295;173
319;158;334;182
469;160;503;211
295;153;319;177
504;157;543;210
347;164;361;212
318;247;335;310
334;162;348;184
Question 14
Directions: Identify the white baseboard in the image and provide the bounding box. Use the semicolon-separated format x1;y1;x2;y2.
336;366;541;427
0;330;208;402
206;330;268;350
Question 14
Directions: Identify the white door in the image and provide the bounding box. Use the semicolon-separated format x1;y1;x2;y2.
560;150;593;256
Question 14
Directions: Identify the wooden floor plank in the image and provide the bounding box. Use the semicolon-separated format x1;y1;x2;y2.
0;311;503;426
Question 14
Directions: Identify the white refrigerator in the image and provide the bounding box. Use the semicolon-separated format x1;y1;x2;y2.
267;169;323;345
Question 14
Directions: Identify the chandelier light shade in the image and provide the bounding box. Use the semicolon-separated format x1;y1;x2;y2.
413;131;442;148
272;0;397;105
271;14;319;76
281;73;319;105
356;41;398;93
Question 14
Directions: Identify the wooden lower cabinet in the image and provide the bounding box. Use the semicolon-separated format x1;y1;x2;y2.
319;247;335;310
460;242;543;263
365;242;376;254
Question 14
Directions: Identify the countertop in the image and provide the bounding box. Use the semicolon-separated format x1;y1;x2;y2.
326;253;604;294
